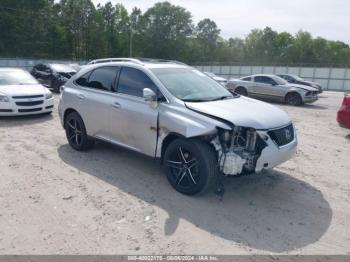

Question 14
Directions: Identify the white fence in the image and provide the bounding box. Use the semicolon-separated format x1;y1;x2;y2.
1;58;349;91
193;64;350;91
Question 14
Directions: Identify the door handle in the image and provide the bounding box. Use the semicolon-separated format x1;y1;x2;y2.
77;94;85;100
111;102;121;109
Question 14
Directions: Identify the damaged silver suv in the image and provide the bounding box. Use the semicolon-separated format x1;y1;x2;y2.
59;58;297;195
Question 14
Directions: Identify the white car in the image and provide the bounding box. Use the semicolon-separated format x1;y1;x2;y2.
0;68;54;116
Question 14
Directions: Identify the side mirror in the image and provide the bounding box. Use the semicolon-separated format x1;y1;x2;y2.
143;88;157;102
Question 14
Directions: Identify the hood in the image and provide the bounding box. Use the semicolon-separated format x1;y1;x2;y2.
0;84;49;96
286;83;318;92
213;76;227;82
186;96;291;130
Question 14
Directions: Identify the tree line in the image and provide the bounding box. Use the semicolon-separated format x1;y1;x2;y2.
0;0;350;66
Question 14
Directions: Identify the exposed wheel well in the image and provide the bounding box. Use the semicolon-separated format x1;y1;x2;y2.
160;133;217;163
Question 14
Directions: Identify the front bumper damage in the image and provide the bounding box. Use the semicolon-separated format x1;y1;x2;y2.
211;125;297;176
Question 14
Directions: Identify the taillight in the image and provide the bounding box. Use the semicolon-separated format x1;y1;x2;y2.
343;93;350;106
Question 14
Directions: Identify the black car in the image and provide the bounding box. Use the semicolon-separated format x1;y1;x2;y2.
31;64;77;93
277;74;323;93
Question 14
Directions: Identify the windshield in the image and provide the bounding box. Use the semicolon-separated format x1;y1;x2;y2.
0;70;38;85
50;64;76;73
272;75;289;85
290;74;304;81
152;68;233;102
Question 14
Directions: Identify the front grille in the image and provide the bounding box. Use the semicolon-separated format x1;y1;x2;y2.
16;101;43;106
268;124;295;147
18;108;42;113
45;105;54;109
0;109;13;112
12;95;44;99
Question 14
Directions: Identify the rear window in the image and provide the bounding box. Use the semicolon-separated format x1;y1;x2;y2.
241;77;251;81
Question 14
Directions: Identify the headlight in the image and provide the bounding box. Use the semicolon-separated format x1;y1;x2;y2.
45;93;53;99
0;94;9;102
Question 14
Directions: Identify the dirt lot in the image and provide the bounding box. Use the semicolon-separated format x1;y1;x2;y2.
0;91;349;255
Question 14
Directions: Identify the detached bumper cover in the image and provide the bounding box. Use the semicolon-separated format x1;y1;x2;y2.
255;130;297;172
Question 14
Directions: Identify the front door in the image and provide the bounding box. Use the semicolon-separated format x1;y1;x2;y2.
110;66;159;157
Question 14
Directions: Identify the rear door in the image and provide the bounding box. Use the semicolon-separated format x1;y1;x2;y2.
73;66;120;139
109;66;159;157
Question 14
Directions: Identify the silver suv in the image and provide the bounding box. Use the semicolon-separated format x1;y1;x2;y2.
58;58;297;195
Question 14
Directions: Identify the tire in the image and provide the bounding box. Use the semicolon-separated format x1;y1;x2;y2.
163;138;218;195
235;86;248;96
51;79;60;93
64;111;94;151
285;92;302;106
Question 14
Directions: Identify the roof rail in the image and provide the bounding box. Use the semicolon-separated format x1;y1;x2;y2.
87;57;187;66
87;58;144;65
136;58;187;65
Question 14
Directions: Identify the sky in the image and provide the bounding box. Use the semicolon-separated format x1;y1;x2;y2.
91;0;350;44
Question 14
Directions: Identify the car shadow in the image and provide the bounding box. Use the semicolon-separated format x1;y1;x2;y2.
0;113;53;127
57;142;332;253
345;134;350;141
298;104;328;110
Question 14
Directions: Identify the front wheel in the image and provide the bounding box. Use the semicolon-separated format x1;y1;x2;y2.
64;112;94;151
164;138;218;195
285;92;302;106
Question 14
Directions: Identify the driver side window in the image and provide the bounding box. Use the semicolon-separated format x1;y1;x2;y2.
255;76;276;85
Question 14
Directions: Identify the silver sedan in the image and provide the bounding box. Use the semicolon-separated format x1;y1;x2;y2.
227;74;319;106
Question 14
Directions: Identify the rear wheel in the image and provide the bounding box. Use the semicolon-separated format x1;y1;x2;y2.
235;86;248;96
285;92;302;106
64;112;94;151
164;138;218;195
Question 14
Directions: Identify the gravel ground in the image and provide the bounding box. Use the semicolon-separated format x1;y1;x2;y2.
0;91;349;255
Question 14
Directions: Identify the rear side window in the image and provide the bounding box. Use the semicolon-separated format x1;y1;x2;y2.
242;77;251;81
75;67;119;92
117;67;157;97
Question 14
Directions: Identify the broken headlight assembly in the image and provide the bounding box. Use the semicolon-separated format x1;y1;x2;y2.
212;127;267;176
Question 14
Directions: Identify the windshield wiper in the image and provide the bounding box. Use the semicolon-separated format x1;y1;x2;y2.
209;95;234;101
182;98;208;102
